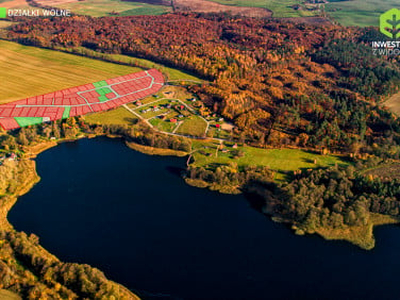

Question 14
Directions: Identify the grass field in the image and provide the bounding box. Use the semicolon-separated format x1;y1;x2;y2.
64;47;203;82
55;0;171;17
176;115;208;137
192;144;349;180
209;0;316;17
0;40;141;103
149;117;177;132
326;0;399;27
84;107;136;125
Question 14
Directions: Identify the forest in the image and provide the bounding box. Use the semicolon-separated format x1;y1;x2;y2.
4;13;400;156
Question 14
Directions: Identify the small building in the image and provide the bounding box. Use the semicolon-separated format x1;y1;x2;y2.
215;124;221;129
178;114;184;118
232;143;238;149
170;118;177;123
7;153;17;161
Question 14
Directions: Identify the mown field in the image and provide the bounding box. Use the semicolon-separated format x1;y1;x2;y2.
176;115;208;137
326;0;399;27
209;0;316;17
54;0;171;17
0;40;141;103
192;143;349;181
84;107;136;125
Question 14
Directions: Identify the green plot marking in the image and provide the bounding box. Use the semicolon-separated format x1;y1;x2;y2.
93;80;108;88
96;87;113;95
63;107;71;119
0;8;7;19
96;87;113;102
15;117;43;127
98;95;108;102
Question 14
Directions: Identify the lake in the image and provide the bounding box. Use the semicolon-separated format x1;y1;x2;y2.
8;137;400;300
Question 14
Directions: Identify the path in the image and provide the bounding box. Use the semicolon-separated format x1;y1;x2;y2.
123;98;228;143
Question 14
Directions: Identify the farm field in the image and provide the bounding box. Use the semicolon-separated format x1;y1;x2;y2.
0;40;141;103
39;0;171;17
384;91;400;116
0;0;31;9
208;0;316;17
63;47;203;82
0;69;164;130
326;0;399;27
0;20;14;28
174;0;272;18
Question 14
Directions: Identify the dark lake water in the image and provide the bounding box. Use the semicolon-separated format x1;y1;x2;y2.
8;137;400;300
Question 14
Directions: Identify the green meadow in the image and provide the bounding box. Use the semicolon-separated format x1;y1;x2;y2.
191;142;349;181
326;0;399;27
209;0;316;17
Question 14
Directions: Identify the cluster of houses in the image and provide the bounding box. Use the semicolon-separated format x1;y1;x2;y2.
0;153;17;165
140;102;187;114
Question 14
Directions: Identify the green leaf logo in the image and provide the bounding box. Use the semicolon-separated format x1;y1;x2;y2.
380;8;400;39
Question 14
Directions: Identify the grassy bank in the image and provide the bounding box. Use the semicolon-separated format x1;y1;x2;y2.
314;214;400;250
0;159;40;231
126;140;188;157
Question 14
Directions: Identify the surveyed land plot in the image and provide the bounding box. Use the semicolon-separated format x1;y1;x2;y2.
0;69;164;130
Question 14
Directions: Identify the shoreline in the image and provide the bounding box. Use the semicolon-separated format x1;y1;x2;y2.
11;135;400;251
0;134;399;297
0;136;141;300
